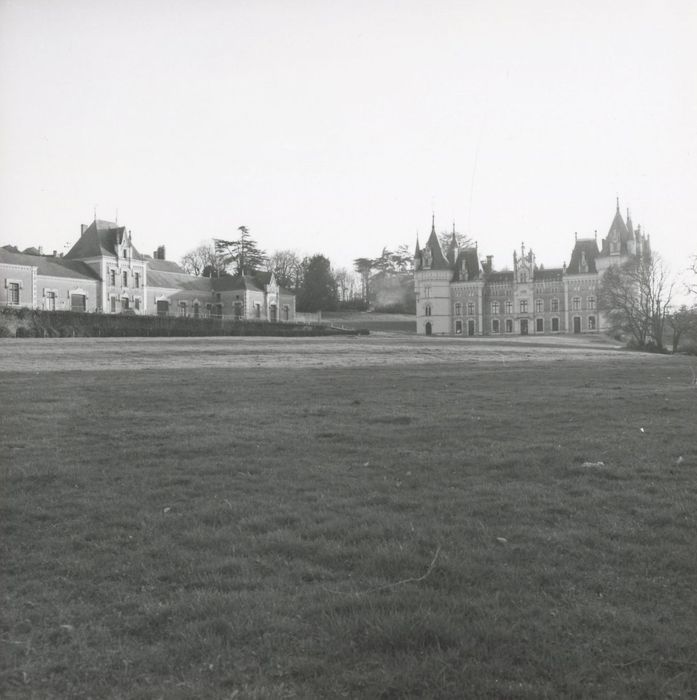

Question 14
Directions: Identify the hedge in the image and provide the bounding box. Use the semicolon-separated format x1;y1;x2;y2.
0;307;365;338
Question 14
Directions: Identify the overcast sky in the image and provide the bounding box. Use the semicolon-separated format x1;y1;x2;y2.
1;0;695;288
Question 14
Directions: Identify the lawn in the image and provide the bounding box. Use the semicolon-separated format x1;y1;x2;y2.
1;337;696;698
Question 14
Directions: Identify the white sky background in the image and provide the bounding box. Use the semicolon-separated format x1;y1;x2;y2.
1;0;695;290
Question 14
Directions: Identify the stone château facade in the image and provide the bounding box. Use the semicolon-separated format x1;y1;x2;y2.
1;219;295;321
414;201;649;336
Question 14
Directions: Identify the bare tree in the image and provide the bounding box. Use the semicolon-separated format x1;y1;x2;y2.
180;241;222;276
598;253;674;350
333;267;359;302
267;249;303;290
438;229;473;252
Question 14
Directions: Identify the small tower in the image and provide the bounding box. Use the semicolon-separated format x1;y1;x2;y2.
413;215;453;335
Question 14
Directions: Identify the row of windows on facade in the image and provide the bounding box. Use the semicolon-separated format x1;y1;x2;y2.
445;297;596;316
6;284;87;311
452;316;596;333
109;270;141;288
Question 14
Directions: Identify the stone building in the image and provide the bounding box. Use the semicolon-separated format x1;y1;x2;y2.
413;201;649;336
1;219;295;321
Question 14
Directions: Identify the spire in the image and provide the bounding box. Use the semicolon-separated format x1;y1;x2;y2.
414;234;421;255
616;196;620;213
431;212;436;235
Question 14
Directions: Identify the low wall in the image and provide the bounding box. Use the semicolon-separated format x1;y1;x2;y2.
0;307;363;338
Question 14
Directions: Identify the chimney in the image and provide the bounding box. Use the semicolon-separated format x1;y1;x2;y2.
486;255;493;268
81;224;87;235
52;250;57;257
157;245;166;260
38;246;43;255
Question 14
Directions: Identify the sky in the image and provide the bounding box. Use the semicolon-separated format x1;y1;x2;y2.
1;0;696;293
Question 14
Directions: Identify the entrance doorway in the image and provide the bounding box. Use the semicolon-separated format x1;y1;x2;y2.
573;316;581;333
468;320;475;336
520;319;528;335
425;322;432;336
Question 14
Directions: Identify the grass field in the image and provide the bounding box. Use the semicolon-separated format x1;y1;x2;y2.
1;336;696;698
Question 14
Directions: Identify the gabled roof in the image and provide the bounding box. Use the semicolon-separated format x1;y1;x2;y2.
213;274;263;292
147;268;214;291
567;238;600;274
148;258;186;273
64;220;144;260
0;248;101;280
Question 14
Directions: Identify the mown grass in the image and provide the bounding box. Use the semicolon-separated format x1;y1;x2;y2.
1;346;697;698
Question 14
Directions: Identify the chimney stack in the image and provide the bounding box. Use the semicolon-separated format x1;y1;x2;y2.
81;224;87;235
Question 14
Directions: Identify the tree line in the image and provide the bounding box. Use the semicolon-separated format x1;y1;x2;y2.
179;227;362;313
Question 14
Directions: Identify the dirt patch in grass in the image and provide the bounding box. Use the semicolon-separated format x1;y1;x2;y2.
1;338;696;698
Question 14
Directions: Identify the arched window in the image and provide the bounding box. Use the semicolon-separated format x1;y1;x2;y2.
425;305;432;317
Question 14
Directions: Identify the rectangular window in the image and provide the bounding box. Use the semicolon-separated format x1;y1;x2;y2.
134;272;140;288
156;300;169;316
110;270;116;286
122;297;129;311
491;301;499;314
551;298;559;312
535;299;543;313
505;300;512;314
455;320;462;334
254;303;261;318
467;302;474;315
505;319;513;333
71;294;86;312
536;318;544;332
8;282;20;305
134;298;141;311
122;271;128;287
588;296;595;310
454;303;461;315
110;297;116;313
572;297;580;311
588;316;596;330
178;302;187;316
492;319;500;333
552;317;559;332
520;300;528;313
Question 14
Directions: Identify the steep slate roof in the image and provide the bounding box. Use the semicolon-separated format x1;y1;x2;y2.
486;271;515;283
147;268;214;291
64;220;144;260
600;203;634;256
0;248;101;280
148;258;187;273
424;224;450;270
452;248;481;281
533;267;564;281
213;274;263;292
567;238;600;274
